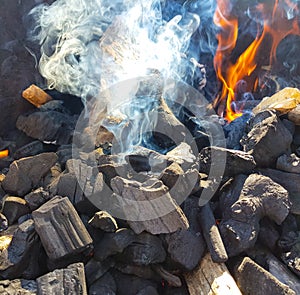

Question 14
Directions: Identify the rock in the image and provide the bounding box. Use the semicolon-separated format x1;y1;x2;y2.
0;279;37;295
199;146;256;177
276;154;300;174
120;233;166;266
241;111;292;167
88;211;118;232
36;263;87;295
234;257;296;295
24;188;51;211
16;111;75;145
1;196;30;225
220;174;290;256
111;177;189;235
89;272;116;295
2;153;58;196
32;196;93;260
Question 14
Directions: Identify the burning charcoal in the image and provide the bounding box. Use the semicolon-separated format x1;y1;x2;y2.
0;279;37;295
163;229;205;271
288;105;300;125
119;233;166;266
22;84;53;108
220;174;290;256
94;228;136;261
88;211;118;232
267;255;300;294
13;140;44;160
32;196;93;260
2;152;58;196
199;202;228;263
89;272;117;295
1;196;30;225
199;146;256;177
111;177;189;235
241;111;292;167
111;270;158;295
84;258;113;286
153;265;181;287
24;188;51;211
184;253;242;295
0;219;41;280
166;142;197;171
233;257;296;295
36;262;87;295
0;213;8;232
125;146;170;173
16;111;75;145
276;154;300;174
259;168;300;214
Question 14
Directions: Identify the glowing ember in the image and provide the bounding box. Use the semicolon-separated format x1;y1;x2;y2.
0;150;9;159
213;0;300;122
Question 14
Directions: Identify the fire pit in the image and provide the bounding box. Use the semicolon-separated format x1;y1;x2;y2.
1;0;300;294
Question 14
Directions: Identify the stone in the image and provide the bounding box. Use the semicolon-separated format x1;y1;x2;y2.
32;196;93;260
2;153;58;196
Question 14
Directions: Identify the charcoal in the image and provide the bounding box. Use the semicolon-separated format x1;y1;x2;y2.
276;154;300;174
288;104;300;125
199;202;228;263
114;263;156;280
163;285;189;295
182;196;202;233
32;196;93;260
84;258;113;286
259;168;300;214
233;257;296;295
24;188;50;211
199;146;256;177
153;265;181;287
258;218;280;252
220;174;290;256
88;211;118;232
94;228;136;261
2;153;58;196
282;251;300;278
56;146;73;167
241;111;292;167
89;272;116;295
1;196;30;225
164;228;205;271
0;213;8;232
293;126;300;146
13;141;44;160
111;177;189;234
36;262;87;295
0;279;37;295
136;286;159;295
0;219;41;279
16;111;75;145
119;232;166;266
282;119;295;136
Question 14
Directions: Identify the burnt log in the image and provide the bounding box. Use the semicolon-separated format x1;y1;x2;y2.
32;196;93;260
233;257;296;295
36;263;87;295
111;177;189;234
2;152;58;196
219;174;290;256
241;111;292;167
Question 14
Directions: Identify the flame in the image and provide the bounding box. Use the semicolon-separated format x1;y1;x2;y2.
213;0;300;122
0;150;9;159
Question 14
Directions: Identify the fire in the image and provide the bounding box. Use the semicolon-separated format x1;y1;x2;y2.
0;150;9;159
213;0;300;122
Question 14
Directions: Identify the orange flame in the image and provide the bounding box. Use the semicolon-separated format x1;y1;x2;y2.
213;0;300;122
0;150;9;159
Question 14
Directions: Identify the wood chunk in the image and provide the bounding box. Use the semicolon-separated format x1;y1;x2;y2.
0;279;37;295
1;196;30;225
2;153;58;196
36;263;87;295
32;196;93;260
89;211;118;232
22;84;53;108
199;146;256;177
111;177;189;234
220;174;290;256
234;257;296;295
241;111;292;167
184;253;242;295
199;203;228;263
